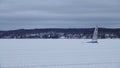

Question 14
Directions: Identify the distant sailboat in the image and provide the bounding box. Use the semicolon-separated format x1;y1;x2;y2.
88;26;98;43
92;26;98;43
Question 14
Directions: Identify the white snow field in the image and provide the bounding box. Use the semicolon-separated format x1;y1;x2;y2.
0;39;120;68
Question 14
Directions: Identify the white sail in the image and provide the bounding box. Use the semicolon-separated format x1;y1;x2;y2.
92;26;98;43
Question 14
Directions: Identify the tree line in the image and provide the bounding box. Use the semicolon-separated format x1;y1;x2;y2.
0;28;120;39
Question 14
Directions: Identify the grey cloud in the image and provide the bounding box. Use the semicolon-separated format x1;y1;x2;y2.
0;0;120;30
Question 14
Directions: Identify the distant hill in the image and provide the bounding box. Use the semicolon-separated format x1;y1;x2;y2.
0;28;120;39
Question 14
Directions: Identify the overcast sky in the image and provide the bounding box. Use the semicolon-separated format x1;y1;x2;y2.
0;0;120;30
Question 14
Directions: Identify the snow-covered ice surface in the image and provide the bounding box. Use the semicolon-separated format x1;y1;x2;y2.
0;39;120;68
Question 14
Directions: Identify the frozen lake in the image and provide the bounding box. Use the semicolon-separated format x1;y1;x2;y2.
0;39;120;68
